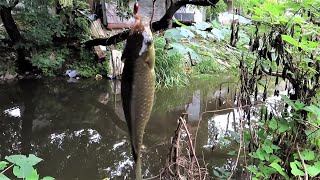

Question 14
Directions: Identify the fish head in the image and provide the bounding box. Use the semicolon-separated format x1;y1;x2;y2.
121;16;154;64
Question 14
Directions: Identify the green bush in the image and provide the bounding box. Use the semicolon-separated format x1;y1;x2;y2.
154;36;189;88
67;49;107;78
194;57;223;74
31;48;69;76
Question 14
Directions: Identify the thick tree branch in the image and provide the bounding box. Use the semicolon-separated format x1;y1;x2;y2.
84;0;219;48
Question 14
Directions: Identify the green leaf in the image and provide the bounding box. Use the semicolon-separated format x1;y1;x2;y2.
195;30;207;38
282;35;299;47
42;177;55;180
301;149;315;161
270;162;289;180
304;105;320;116
306;164;320;177
26;169;39;180
179;28;195;39
5;155;27;166
0;174;10;180
270;155;281;163
290;161;304;176
210;28;224;40
278;120;290;133
268;118;278;130
271;144;281;150
294;100;305;110
194;21;211;30
164;28;184;39
246;165;258;174
26;154;43;166
0;161;8;171
13;164;34;178
187;48;201;61
256;148;268;161
262;144;273;154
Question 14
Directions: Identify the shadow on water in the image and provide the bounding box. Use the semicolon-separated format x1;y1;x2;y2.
0;75;241;179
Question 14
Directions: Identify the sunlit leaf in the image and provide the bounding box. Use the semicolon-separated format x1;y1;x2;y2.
282;35;299;47
270;155;281;163
0;174;10;180
194;21;211;30
26;154;43;166
211;28;225;40
262;144;273;154
256;148;268;161
306;164;320;177
164;29;184;39
13;164;34;178
301;149;315;161
278;120;290;133
271;144;281;150
187;48;201;61
180;28;195;39
294;101;305;110
246;165;258;174
258;162;276;177
290;161;304;176
270;162;289;180
5;155;27;166
195;30;207;38
0;161;8;170
304;105;320;116
268;119;278;130
26;169;39;180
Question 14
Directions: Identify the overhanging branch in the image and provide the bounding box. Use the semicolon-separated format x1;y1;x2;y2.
84;0;219;48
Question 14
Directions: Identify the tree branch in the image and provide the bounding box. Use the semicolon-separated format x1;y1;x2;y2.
83;0;219;48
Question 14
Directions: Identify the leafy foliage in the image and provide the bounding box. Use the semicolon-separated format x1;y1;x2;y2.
154;36;189;88
0;154;55;180
32;48;69;76
67;49;107;78
164;20;239;76
232;0;320;179
206;0;227;20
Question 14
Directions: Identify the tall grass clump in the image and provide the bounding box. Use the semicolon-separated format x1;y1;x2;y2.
154;36;189;88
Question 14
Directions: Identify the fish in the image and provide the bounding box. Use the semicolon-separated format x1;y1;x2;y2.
121;15;155;180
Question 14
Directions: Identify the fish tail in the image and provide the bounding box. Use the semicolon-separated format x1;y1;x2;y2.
135;156;142;180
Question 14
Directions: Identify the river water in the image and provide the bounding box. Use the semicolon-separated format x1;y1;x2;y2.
0;75;242;179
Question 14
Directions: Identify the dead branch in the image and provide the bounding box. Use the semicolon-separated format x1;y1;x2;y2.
159;115;209;179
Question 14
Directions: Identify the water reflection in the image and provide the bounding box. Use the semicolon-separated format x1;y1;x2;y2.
0;76;241;179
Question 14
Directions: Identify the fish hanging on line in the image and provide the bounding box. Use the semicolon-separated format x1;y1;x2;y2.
121;1;155;179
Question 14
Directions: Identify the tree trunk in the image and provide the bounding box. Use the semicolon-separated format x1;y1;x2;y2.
0;6;33;73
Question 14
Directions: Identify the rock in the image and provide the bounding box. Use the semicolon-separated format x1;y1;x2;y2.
1;72;17;80
95;74;103;81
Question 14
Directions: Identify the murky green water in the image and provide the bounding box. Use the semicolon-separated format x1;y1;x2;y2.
0;75;242;179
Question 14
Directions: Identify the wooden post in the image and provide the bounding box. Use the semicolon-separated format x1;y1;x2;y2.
101;0;107;25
